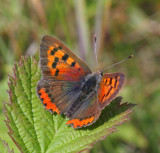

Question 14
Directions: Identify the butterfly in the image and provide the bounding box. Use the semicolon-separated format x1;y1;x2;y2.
37;35;125;129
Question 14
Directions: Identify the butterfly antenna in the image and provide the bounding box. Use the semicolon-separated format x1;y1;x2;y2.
101;54;133;72
93;35;99;70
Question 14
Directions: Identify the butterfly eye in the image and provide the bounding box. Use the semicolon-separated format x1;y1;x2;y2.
101;71;103;76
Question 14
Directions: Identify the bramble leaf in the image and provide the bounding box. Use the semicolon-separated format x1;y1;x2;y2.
0;138;14;153
4;56;135;153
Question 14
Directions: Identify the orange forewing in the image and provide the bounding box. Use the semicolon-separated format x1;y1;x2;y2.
39;35;91;81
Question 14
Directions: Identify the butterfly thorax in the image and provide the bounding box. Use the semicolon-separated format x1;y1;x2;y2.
81;72;102;95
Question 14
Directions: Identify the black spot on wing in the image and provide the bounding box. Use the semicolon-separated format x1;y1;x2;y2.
62;54;69;61
50;48;58;55
71;62;76;67
43;103;47;107
101;94;105;102
52;62;57;68
109;78;112;85
50;50;55;55
54;48;58;51
55;69;59;76
114;76;118;88
106;86;112;97
58;46;62;50
54;57;59;62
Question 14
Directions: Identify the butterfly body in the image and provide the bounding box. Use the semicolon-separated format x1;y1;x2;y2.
79;72;102;95
37;35;125;129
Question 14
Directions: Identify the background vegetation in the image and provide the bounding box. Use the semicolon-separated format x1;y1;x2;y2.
0;0;160;152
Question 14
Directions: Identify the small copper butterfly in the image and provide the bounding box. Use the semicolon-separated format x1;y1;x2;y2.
37;35;126;129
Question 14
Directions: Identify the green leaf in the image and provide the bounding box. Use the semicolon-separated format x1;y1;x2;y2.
0;138;14;153
4;56;135;153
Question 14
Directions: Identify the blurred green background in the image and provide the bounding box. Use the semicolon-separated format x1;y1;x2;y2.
0;0;160;152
